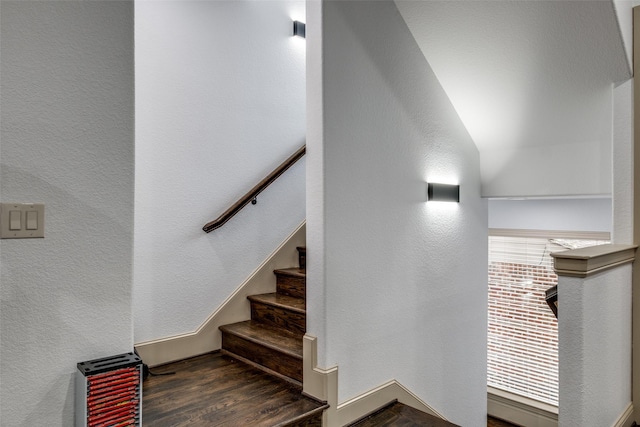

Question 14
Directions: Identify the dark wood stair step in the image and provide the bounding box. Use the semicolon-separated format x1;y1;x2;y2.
220;320;303;357
249;293;306;312
249;293;306;335
347;401;459;427
276;402;327;427
220;320;303;383
142;352;327;426
275;268;306;299
296;246;306;270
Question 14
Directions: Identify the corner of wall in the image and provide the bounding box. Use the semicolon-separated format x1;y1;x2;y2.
303;334;449;426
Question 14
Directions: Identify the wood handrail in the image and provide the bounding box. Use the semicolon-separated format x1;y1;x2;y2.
203;144;306;233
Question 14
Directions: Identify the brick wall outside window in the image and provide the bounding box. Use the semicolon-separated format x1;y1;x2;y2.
488;235;608;406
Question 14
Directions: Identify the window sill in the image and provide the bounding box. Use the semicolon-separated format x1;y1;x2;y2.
488;387;558;427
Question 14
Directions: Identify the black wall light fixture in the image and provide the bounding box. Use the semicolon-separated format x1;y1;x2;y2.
293;21;306;38
427;183;460;202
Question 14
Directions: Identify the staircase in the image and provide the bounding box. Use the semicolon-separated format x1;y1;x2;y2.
219;246;307;385
143;246;326;426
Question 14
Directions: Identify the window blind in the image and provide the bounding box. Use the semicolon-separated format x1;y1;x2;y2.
488;234;608;406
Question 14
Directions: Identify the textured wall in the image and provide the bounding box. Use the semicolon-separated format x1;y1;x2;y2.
306;2;488;425
0;2;134;425
613;80;634;244
558;267;632;426
489;198;612;233
613;0;635;68
134;0;306;343
396;0;627;198
480;138;612;198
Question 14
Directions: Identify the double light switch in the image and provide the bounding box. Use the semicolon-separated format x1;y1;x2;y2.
1;203;45;238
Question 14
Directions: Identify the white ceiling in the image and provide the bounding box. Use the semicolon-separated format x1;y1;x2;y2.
395;0;631;155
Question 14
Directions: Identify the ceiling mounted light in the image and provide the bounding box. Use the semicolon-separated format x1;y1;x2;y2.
427;183;460;203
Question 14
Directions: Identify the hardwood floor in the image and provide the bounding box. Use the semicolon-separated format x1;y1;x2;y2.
348;401;459;427
487;416;520;427
143;352;520;427
347;401;520;427
142;352;326;426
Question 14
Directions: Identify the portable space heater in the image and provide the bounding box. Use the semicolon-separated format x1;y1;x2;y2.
76;352;142;427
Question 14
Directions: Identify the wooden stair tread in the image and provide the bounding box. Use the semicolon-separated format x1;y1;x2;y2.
274;267;306;278
220;320;303;358
218;248;308;388
221;349;303;388
274;402;328;427
248;293;306;313
348;401;459;427
143;352;325;427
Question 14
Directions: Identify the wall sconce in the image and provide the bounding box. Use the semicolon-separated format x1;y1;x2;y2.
427;183;460;202
293;21;306;38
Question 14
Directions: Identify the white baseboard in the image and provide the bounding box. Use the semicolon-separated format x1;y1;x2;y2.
134;222;306;367
334;380;447;426
612;403;634;427
487;387;557;427
302;335;449;426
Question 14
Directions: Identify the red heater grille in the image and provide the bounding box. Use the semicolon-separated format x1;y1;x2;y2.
76;352;142;427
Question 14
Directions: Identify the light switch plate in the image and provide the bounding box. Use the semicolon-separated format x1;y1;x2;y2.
0;203;45;238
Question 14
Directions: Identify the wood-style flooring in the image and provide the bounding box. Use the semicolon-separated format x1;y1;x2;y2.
349;402;520;427
142;352;326;426
487;416;520;427
348;401;459;426
143;351;520;427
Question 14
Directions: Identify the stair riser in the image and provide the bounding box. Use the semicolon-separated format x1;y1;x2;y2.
297;247;306;270
276;275;305;299
222;332;303;382
251;302;306;336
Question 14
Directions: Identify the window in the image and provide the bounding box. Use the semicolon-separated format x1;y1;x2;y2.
488;231;609;406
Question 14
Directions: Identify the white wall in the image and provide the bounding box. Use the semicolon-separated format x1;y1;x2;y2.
0;2;134;425
612;1;640;69
134;1;306;343
489;198;612;233
558;266;632;426
307;2;488;425
480;136;612;198
305;0;327;352
613;80;634;244
396;1;625;199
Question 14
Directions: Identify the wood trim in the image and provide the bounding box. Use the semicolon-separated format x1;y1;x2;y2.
334;380;447;426
303;334;335;402
550;244;637;278
489;228;611;240
135;222;306;367
203;145;306;232
612;403;635;427
633;7;640;423
302;335;448;426
487;388;557;427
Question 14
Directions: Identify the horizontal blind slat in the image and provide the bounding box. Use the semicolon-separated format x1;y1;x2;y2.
487;234;609;406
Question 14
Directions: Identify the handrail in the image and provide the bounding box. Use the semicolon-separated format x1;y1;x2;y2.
203;144;306;233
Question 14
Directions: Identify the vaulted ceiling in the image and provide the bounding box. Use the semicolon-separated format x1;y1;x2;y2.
395;0;632;197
